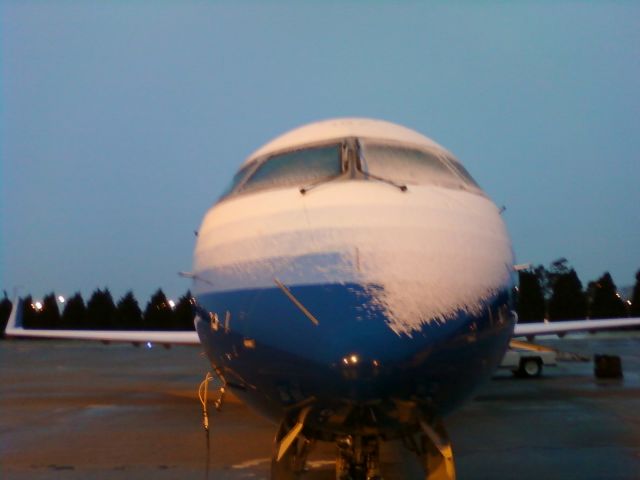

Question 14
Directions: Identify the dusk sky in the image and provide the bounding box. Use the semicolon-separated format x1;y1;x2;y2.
2;2;639;304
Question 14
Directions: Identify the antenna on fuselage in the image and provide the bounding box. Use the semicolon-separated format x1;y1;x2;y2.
273;278;320;326
179;271;214;287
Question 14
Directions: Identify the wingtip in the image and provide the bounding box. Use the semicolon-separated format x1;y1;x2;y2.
5;298;24;335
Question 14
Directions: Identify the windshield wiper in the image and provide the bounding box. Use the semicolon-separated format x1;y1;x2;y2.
300;140;409;194
300;143;350;195
362;172;408;192
356;139;408;192
299;172;346;195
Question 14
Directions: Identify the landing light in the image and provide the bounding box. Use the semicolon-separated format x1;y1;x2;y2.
34;302;43;311
168;300;176;309
58;295;65;303
146;342;153;349
343;354;359;365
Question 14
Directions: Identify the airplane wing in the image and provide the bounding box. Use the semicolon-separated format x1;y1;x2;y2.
3;299;201;345
514;317;640;337
6;298;639;344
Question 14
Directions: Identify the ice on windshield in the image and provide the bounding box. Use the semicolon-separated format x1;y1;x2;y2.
361;142;477;189
239;144;342;194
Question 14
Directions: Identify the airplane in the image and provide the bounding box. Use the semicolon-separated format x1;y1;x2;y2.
5;117;640;480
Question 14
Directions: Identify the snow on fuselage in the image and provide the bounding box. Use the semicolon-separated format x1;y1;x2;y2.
192;119;515;432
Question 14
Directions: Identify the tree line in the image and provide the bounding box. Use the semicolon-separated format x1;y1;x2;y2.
1;262;640;335
0;288;195;336
517;259;640;322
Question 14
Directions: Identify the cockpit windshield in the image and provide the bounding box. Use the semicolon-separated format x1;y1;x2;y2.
221;138;480;201
238;144;342;195
360;141;479;190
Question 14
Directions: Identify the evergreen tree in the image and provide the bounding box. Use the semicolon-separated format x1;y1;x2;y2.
0;292;12;338
86;288;116;329
40;293;61;328
115;291;143;330
174;291;195;330
545;258;570;293
548;270;587;321
533;258;572;301
143;289;174;330
589;272;627;319
585;280;598;312
21;296;38;328
61;293;86;329
631;270;640;317
533;264;552;301
516;270;546;322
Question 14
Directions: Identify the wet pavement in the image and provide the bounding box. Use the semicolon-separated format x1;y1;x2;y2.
1;333;639;479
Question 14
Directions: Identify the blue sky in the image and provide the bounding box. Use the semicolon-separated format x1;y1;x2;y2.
1;1;639;303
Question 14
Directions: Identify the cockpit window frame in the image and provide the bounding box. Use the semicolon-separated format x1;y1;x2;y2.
439;155;482;189
218;163;257;199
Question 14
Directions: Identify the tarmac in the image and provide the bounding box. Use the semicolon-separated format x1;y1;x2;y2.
1;333;639;479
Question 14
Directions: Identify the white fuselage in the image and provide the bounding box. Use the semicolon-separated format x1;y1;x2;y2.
194;181;513;338
191;118;516;428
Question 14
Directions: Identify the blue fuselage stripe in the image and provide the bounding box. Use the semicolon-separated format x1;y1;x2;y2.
195;281;514;425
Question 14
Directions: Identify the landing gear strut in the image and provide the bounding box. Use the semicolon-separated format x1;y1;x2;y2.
271;407;314;480
418;420;456;480
398;419;456;480
335;435;382;480
270;417;456;480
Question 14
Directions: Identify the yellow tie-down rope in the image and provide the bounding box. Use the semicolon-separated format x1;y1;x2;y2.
198;371;226;431
198;372;214;431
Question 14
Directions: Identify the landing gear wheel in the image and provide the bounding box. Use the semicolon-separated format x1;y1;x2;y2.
517;358;542;378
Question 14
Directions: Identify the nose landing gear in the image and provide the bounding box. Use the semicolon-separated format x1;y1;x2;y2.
269;415;456;480
335;435;382;480
332;422;455;480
